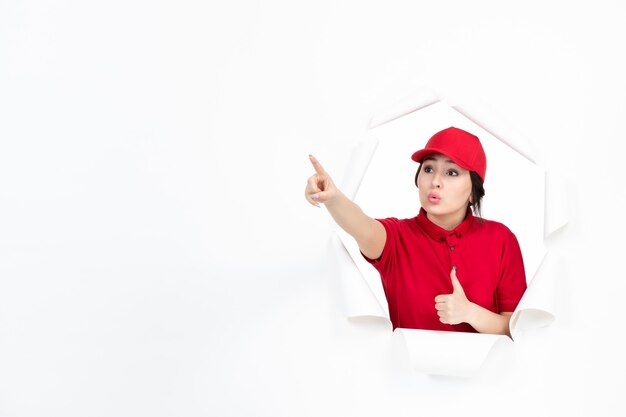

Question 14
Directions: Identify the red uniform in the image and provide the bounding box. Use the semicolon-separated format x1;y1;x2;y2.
364;208;527;332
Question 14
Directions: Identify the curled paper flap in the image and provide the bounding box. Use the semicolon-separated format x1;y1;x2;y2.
544;171;569;237
509;251;558;340
331;233;387;319
451;102;538;164
368;87;441;130
397;328;510;377
334;230;389;320
340;133;379;200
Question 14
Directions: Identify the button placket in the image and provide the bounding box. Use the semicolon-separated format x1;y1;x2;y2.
446;234;461;270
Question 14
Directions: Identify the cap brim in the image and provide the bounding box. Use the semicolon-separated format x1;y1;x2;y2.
411;148;473;172
411;149;435;163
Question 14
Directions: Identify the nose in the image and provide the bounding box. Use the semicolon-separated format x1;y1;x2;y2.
431;172;443;189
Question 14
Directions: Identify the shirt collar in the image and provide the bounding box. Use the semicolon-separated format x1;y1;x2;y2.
415;207;474;242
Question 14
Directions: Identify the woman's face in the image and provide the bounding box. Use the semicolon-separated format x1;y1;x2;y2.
417;154;472;229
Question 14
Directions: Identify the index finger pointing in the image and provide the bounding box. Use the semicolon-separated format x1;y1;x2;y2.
309;154;327;176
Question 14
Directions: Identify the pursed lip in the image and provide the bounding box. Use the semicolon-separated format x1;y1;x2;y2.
427;192;441;203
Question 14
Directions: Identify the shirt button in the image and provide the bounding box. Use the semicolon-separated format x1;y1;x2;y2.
450;246;455;251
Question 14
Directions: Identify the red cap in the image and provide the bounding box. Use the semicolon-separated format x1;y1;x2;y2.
411;127;487;181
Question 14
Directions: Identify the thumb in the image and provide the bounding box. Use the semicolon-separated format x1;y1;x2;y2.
450;267;465;294
309;190;332;204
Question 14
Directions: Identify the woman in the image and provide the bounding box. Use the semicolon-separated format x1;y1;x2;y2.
305;127;526;336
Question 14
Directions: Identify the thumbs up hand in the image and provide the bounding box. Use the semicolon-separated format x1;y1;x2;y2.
434;267;473;325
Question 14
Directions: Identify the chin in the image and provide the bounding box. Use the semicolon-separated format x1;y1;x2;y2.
425;204;464;218
425;206;446;215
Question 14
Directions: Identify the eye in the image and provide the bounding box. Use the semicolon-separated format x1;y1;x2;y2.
423;166;434;173
446;169;459;176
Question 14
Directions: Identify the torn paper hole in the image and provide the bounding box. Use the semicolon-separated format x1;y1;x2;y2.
333;92;567;376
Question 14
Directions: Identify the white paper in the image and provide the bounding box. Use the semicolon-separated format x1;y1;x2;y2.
544;171;569;237
396;328;510;377
451;101;538;164
339;132;379;201
335;229;389;317
331;233;387;319
368;87;441;130
509;251;558;340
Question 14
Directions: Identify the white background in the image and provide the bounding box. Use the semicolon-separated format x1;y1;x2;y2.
1;1;625;416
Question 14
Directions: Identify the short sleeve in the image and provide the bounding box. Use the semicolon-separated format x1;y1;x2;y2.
496;228;527;312
361;217;400;276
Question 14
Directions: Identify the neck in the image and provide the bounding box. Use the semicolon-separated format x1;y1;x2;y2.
425;208;468;231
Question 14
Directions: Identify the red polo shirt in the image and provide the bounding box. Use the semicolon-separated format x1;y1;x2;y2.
364;208;527;332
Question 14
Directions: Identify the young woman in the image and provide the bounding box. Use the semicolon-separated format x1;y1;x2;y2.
305;127;526;336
